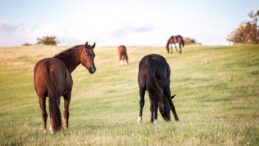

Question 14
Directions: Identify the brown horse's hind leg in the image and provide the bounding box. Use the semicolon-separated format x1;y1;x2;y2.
38;95;48;132
63;92;71;129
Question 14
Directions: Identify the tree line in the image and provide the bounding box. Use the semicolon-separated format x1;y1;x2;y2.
227;10;259;44
22;36;59;46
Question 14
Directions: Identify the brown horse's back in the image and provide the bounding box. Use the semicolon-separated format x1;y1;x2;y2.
34;58;72;98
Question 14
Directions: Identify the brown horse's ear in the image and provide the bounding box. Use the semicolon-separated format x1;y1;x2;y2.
171;94;176;99
85;42;89;48
92;42;96;49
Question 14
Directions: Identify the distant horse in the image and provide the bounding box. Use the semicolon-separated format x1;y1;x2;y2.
34;42;96;133
166;35;185;53
118;45;128;65
138;54;179;123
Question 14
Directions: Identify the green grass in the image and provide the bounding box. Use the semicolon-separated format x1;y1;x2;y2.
0;45;258;146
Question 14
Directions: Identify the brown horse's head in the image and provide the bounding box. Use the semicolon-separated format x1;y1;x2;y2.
80;42;96;74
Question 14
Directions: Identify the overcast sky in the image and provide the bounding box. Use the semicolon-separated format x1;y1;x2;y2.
0;0;258;46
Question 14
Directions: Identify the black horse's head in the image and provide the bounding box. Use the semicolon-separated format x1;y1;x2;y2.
159;95;176;122
159;98;171;122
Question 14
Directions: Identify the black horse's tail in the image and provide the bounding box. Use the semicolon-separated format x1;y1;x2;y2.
166;37;171;53
44;64;62;132
146;61;163;100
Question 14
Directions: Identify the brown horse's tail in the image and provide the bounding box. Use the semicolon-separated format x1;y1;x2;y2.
44;65;62;132
146;61;163;99
166;37;171;53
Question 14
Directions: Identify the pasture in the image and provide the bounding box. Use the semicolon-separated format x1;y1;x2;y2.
0;45;258;145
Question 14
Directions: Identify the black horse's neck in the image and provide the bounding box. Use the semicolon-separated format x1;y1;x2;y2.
54;46;83;73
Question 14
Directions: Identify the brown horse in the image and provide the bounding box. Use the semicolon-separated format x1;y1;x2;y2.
138;54;179;123
166;35;185;54
34;42;96;133
118;45;128;65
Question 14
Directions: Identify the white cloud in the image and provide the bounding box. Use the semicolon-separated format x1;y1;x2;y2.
0;20;159;46
0;20;33;46
0;16;229;46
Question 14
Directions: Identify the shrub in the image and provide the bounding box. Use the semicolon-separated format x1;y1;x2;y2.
37;36;59;45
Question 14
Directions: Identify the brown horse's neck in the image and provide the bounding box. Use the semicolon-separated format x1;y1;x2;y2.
54;46;83;73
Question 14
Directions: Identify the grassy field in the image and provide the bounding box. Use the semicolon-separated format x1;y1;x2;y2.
0;45;258;146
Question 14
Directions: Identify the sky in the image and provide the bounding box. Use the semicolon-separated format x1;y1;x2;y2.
0;0;258;46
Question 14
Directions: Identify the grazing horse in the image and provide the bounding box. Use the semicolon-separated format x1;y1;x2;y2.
166;35;185;54
118;45;128;65
34;42;96;133
138;54;179;123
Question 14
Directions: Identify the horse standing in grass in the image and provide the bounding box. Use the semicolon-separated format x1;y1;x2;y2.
166;35;185;54
138;54;179;123
118;45;128;65
34;42;96;133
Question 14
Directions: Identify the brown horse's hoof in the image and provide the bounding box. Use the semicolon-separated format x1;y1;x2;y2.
49;125;54;134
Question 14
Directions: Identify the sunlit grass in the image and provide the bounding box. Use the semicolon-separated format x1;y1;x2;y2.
0;45;258;145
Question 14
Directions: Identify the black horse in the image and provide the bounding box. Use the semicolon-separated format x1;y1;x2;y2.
138;54;179;123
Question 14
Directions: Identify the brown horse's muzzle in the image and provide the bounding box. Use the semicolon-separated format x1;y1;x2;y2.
88;67;96;74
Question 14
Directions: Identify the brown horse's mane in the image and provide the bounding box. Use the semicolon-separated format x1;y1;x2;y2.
54;45;83;59
54;45;83;73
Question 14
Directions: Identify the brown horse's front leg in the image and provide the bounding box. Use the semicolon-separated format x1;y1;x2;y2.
64;92;71;129
175;44;179;53
170;44;173;54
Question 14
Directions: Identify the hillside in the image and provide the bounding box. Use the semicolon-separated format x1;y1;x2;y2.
0;45;258;145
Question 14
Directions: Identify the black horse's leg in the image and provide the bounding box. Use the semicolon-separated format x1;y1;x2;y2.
150;102;158;123
63;92;71;129
138;86;146;123
153;102;158;123
150;104;154;123
164;86;179;121
39;95;48;132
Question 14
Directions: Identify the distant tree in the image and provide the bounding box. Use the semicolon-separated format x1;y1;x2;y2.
21;42;32;46
184;37;197;45
37;36;59;45
227;10;259;44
